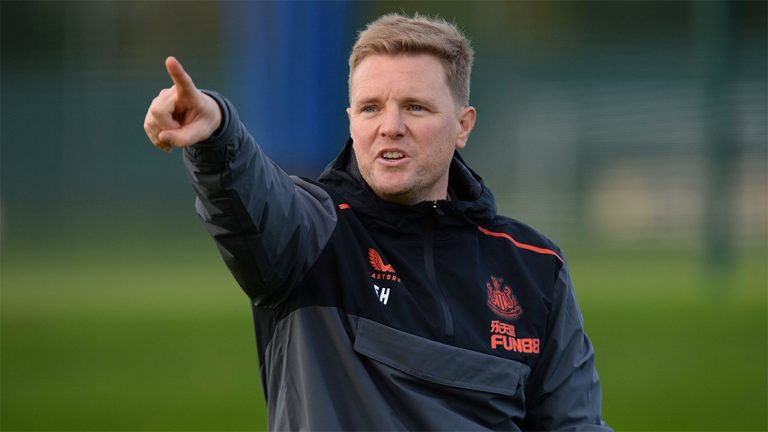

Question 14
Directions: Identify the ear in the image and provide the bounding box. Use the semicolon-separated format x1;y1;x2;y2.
346;107;353;137
455;106;476;150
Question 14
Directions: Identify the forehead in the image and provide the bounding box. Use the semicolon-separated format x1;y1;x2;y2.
349;53;451;101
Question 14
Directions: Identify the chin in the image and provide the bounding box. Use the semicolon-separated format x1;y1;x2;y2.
374;185;408;198
371;183;415;204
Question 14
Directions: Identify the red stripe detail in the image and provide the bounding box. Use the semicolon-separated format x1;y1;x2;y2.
338;203;351;210
477;226;563;263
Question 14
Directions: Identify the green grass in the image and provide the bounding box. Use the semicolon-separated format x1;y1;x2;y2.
2;234;266;430
570;248;767;431
2;232;766;430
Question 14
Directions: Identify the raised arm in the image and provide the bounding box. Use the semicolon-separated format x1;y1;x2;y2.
143;57;337;306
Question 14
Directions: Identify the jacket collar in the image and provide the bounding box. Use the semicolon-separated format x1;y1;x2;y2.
318;139;497;226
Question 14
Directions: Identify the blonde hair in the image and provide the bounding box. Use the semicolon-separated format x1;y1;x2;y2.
348;13;475;106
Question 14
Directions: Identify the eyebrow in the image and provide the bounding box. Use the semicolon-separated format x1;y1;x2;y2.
354;96;380;107
401;97;433;106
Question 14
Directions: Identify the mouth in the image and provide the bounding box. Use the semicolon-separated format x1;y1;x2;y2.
378;149;407;162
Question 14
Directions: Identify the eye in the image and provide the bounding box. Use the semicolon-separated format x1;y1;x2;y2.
408;104;425;112
361;105;378;113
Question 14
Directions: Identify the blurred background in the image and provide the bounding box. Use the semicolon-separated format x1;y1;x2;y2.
2;1;765;430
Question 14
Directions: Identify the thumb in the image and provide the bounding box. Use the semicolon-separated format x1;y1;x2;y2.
158;124;206;148
165;56;198;99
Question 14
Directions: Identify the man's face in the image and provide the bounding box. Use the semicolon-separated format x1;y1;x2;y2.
347;54;476;205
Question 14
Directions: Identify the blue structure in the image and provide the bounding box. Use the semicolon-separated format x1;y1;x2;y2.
220;1;358;177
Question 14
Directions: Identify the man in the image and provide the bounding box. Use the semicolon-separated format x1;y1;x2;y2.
144;13;610;431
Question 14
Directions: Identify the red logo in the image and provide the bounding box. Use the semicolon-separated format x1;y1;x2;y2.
369;248;401;283
369;248;395;273
487;276;523;319
490;320;539;354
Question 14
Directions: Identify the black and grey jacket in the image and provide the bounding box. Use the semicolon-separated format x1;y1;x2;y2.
183;92;611;431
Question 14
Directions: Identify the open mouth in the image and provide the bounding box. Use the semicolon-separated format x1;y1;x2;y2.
381;151;405;161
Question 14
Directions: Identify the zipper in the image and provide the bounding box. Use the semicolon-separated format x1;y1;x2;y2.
424;200;454;339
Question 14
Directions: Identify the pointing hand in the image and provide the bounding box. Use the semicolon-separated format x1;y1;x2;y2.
143;57;222;152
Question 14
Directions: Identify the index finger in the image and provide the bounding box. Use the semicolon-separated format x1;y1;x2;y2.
165;56;197;96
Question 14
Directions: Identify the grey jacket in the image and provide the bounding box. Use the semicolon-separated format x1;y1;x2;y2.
183;92;611;431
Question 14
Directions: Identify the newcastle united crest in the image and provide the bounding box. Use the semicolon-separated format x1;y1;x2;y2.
486;276;523;320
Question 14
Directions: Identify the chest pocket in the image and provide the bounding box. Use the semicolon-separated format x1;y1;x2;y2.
353;317;530;430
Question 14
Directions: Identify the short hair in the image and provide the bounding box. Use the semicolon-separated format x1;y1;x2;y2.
348;13;475;107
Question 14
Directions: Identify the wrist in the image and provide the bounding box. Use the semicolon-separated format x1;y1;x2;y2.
205;94;224;137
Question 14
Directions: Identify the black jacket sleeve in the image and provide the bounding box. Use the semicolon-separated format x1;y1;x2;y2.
182;91;337;307
523;256;611;431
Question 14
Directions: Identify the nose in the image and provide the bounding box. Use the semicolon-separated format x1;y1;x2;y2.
379;106;406;139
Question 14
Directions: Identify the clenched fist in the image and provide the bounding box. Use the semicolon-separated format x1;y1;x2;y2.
144;56;222;152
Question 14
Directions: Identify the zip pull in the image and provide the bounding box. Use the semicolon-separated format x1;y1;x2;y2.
432;200;445;216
